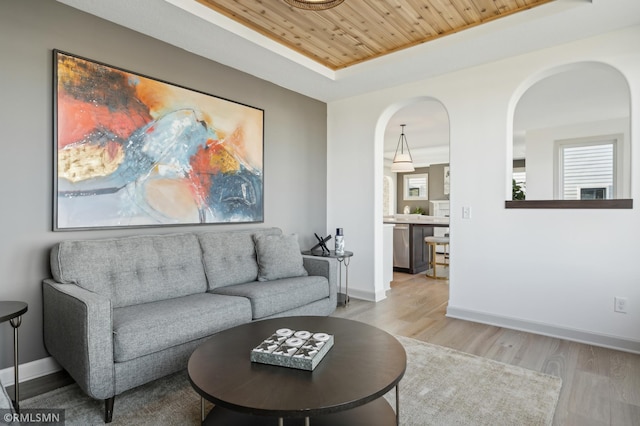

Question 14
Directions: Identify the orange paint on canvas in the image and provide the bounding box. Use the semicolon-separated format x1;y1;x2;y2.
57;94;150;147
191;142;239;175
133;78;175;118
223;127;247;159
188;140;241;199
56;55;152;147
132;74;217;131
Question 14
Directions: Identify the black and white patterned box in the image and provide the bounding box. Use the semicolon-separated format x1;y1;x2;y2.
250;328;334;371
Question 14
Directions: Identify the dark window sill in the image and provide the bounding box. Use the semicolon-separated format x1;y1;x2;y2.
505;199;633;209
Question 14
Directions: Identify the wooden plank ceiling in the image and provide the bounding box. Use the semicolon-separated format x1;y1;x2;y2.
197;0;556;70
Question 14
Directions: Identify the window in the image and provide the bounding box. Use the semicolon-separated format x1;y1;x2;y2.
403;174;428;200
555;137;617;200
579;187;607;200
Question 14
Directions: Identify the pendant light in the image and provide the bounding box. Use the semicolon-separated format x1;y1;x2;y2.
283;0;345;10
391;124;415;173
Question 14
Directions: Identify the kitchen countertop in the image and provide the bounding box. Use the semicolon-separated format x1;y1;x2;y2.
383;215;449;226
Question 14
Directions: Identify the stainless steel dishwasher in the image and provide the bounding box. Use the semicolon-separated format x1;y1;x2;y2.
393;224;410;268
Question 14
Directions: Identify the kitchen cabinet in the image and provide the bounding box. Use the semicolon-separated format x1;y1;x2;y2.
385;216;450;275
393;223;435;274
410;224;434;274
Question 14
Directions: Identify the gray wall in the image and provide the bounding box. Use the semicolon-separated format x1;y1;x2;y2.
0;0;327;369
396;163;449;214
428;163;450;204
396;167;429;213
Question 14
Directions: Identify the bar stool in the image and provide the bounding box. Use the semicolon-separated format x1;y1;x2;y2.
424;236;449;280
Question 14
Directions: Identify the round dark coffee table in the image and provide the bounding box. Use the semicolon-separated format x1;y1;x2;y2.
188;316;406;425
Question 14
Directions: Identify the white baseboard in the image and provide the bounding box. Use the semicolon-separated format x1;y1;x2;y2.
447;305;640;354
0;357;61;386
373;288;387;302
347;288;379;302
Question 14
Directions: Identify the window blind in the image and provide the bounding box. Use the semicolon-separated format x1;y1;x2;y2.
561;142;614;200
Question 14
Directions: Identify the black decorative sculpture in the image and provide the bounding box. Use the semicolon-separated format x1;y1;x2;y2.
310;233;332;255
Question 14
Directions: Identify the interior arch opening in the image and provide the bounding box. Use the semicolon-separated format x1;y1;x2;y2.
377;97;451;293
508;62;632;208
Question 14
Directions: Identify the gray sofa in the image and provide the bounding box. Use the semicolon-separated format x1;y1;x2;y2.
42;227;337;423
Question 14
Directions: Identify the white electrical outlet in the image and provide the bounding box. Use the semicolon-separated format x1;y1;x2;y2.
614;297;628;313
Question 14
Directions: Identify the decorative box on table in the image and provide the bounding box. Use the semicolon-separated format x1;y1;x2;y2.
250;328;334;371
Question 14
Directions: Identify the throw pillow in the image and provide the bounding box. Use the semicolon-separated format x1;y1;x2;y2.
254;234;308;281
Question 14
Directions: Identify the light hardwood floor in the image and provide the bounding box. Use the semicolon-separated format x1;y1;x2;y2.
331;271;640;426
12;271;640;425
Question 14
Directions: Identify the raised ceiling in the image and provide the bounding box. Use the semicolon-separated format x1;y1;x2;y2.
197;0;555;70
57;0;640;102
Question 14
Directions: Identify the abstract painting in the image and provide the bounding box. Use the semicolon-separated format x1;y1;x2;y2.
54;50;264;230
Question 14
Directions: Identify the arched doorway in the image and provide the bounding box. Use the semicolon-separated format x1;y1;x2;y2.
375;97;451;294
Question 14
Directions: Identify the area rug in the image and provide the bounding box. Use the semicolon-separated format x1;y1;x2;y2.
22;336;561;425
385;336;562;425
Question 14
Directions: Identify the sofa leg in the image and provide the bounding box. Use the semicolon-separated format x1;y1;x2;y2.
105;397;115;423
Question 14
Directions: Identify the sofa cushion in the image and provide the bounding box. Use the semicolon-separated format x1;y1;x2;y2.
211;275;329;319
50;233;207;308
112;293;252;362
254;233;308;281
198;228;282;289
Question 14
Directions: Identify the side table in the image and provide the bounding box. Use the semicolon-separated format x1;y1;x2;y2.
0;301;28;413
302;250;354;307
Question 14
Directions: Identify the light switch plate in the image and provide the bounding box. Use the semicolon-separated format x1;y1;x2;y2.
462;206;471;219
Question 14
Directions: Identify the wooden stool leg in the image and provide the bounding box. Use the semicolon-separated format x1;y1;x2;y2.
431;242;437;279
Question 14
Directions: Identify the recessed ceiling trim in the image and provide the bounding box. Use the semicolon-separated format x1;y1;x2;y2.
165;0;337;78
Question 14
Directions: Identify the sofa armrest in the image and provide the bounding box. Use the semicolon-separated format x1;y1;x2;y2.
42;279;115;400
302;256;338;300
